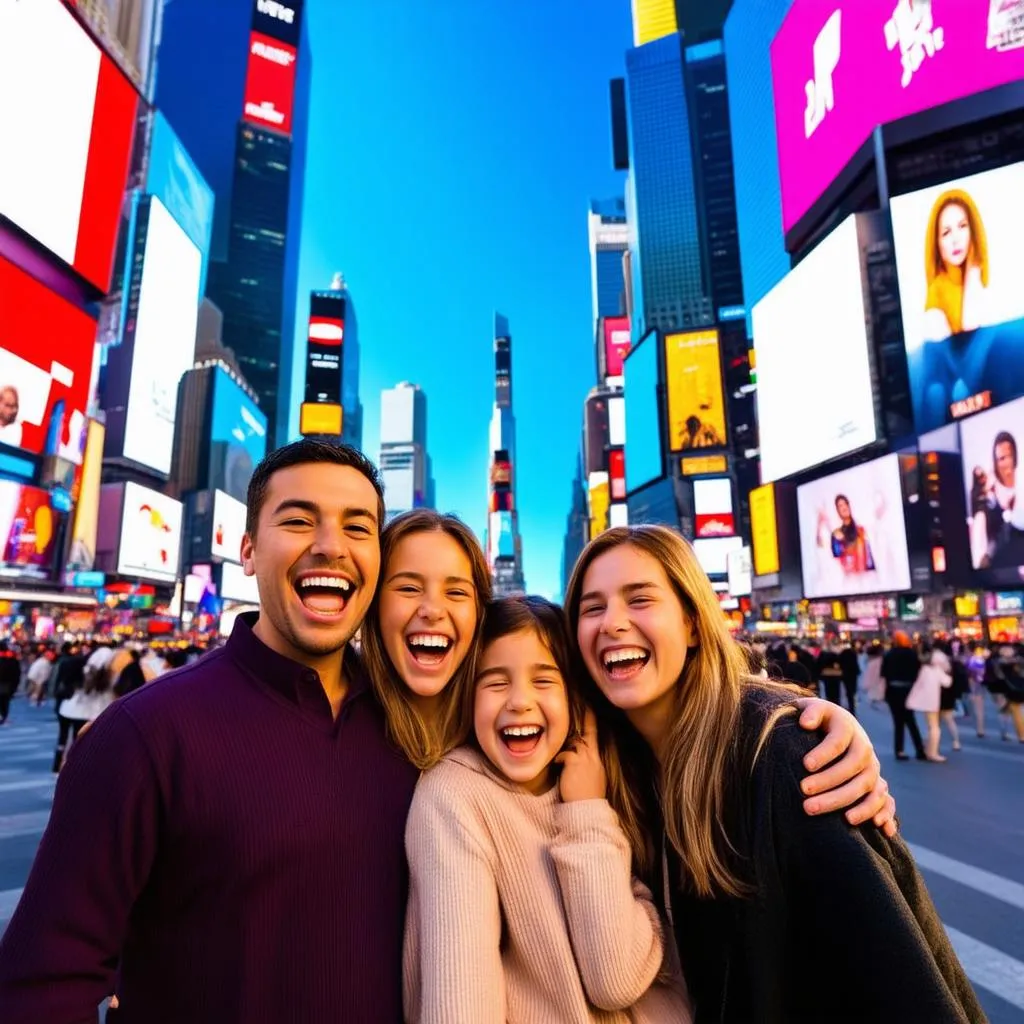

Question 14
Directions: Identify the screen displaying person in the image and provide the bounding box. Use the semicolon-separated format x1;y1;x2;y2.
923;189;990;342
968;429;1024;569
0;386;22;448
824;494;875;576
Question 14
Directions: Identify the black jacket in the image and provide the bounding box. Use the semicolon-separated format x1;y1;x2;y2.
664;690;985;1023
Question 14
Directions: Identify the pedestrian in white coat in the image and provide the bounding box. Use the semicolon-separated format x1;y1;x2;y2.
907;645;953;762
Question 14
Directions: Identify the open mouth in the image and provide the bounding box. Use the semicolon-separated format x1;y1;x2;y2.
294;575;354;617
499;724;545;756
601;646;651;681
405;633;453;668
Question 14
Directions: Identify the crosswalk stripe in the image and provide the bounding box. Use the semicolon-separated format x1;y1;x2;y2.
909;843;1024;912
0;778;55;794
945;926;1024;1012
0;810;50;840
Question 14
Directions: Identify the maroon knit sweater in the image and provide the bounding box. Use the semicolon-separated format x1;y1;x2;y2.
0;614;418;1023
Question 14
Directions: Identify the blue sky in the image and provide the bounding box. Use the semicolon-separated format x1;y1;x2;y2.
289;1;632;599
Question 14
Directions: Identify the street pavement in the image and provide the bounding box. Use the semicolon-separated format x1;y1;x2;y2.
0;692;1021;1022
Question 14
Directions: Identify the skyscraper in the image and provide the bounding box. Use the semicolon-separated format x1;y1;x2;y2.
486;314;526;596
379;383;432;520
588;198;628;326
155;0;312;450
561;454;589;599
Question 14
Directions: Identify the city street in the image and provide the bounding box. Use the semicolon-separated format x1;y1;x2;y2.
0;692;1021;1022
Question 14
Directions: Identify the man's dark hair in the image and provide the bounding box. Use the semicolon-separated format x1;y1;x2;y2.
994;431;1018;469
245;439;385;538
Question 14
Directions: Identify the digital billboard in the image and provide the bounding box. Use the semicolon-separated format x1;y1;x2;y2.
211;490;247;564
220;561;261;605
589;474;610;539
122;197;202;475
305;293;344;406
609;503;629;529
69;420;105;570
693;477;735;538
299;403;343;437
0;0;137;292
584;392;610;476
891;162;1024;433
727;546;753;598
209;368;268;502
242;31;297;135
797;453;912;599
0;256;95;464
666;330;727;452
771;0;1024;235
609;449;626;501
752;216;877;482
693;536;744;578
146;112;215;294
749;483;781;577
117;482;183;583
960;395;1024;578
488;510;515;562
0;481;62;581
604;316;632;378
608;396;626;447
623;331;663;494
252;0;304;47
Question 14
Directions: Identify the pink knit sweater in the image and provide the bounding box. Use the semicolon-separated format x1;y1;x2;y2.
403;747;691;1023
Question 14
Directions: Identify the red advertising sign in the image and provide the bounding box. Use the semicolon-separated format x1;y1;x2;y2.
609;448;626;501
604;316;632;378
695;512;736;538
242;31;297;135
0;256;96;464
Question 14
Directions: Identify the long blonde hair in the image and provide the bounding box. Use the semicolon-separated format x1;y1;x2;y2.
360;510;492;770
565;525;795;898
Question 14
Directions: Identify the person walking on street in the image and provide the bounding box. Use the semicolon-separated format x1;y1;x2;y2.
816;643;844;705
839;641;860;716
906;643;953;762
0;641;20;724
25;646;54;706
881;632;927;761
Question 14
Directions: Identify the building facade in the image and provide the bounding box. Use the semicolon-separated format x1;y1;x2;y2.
379;383;432;520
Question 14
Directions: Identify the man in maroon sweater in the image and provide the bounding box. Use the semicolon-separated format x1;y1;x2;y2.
0;440;419;1023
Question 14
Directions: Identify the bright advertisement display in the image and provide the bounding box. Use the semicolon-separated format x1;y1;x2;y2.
609;449;626;501
693;477;735;538
797;454;912;599
693;536;744;578
727;546;753;598
117;482;183;583
243;31;297;135
253;0;304;47
891;162;1024;433
960;395;1024;577
604;317;632;378
771;0;1024;235
69;420;105;570
209;368;268;502
608;396;626;447
146;113;215;293
220;561;260;605
0;256;95;464
666;330;727;452
488;510;515;562
0;481;62;581
589;475;611;538
749;483;781;576
305;293;344;405
211;490;247;564
623;333;663;494
123;197;202;475
0;0;137;292
752;216;877;483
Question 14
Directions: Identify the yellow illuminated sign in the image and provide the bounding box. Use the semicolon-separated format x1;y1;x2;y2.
749;483;780;576
589;481;610;540
300;403;343;436
631;0;678;45
666;330;727;452
70;420;105;569
681;455;728;477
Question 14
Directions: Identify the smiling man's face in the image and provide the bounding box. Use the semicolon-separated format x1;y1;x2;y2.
241;462;381;665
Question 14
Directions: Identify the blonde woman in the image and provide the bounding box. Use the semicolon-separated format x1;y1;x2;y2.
566;526;983;1022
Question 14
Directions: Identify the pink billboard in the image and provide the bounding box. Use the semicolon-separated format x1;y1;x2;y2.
771;0;1024;234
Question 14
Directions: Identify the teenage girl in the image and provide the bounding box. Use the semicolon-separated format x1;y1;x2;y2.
565;525;984;1023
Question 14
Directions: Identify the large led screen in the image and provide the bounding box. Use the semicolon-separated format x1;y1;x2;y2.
771;0;1024;235
604;316;632;378
146;113;215;294
797;453;912;599
752;216;877;483
693;477;735;538
749;483;780;576
0;481;63;581
0;0;137;292
623;332;663;494
123;197;202;475
608;396;626;448
252;0;304;47
488;510;515;562
0;256;95;464
666;330;727;452
892;162;1024;433
960;395;1024;576
243;31;297;135
117;482;183;583
305;293;344;406
211;490;247;564
220;561;261;605
209;368;268;502
693;536;744;578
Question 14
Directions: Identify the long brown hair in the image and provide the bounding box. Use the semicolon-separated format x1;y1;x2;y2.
455;596;651;871
565;525;795;898
361;510;492;770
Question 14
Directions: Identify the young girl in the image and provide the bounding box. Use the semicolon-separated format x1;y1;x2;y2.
566;525;984;1023
403;596;690;1022
361;510;899;829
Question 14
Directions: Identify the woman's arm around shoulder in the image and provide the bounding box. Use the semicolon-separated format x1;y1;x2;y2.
756;718;986;1023
403;759;506;1024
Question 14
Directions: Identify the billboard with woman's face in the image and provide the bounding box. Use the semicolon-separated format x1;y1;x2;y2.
797;453;913;599
892;162;1024;433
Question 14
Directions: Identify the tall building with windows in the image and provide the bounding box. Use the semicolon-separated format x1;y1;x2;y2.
379;383;432;520
155;0;312;449
588;198;628;325
486;314;526;596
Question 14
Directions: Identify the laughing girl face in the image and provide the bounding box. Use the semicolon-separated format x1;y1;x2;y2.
378;530;478;714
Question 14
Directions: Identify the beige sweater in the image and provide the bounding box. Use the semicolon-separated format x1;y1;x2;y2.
403;747;691;1024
